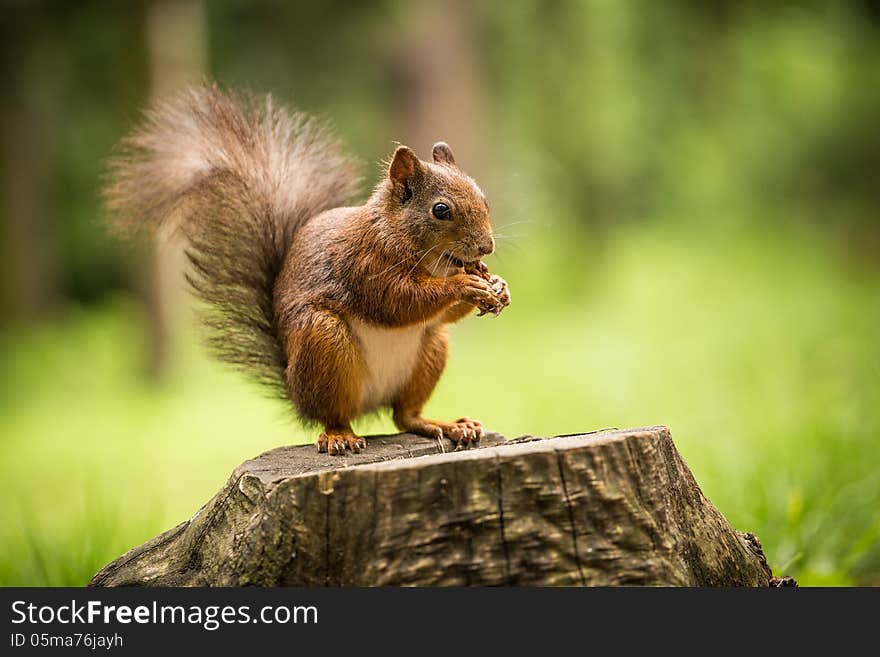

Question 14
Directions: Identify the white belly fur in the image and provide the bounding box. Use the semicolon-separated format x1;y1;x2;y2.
349;317;426;413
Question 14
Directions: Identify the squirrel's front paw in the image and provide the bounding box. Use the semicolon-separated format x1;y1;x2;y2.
456;273;505;316
459;264;510;316
464;260;491;280
487;274;510;315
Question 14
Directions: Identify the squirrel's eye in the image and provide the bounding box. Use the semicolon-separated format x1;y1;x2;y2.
432;202;452;220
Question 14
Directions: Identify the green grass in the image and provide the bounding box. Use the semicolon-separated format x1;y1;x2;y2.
1;221;878;586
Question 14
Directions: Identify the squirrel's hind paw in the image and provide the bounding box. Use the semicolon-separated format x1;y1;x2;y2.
398;416;484;449
317;431;365;455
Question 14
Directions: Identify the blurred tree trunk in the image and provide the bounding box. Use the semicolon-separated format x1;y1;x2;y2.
390;0;489;176
139;0;206;379
0;5;59;325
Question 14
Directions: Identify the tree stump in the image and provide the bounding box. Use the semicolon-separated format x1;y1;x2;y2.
90;426;780;586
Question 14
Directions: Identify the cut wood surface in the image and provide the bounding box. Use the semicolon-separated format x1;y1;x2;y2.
90;426;781;586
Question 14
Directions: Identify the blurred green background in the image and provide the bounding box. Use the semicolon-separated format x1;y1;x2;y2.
1;0;879;587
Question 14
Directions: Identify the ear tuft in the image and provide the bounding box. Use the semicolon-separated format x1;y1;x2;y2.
432;142;456;166
389;146;421;184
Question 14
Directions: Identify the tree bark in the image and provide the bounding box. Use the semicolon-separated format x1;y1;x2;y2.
90;426;780;587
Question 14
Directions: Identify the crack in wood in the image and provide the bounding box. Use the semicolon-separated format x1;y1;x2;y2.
555;449;587;586
495;453;512;584
324;492;331;587
187;472;247;571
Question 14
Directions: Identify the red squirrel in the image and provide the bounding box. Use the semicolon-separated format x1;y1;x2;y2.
105;85;510;455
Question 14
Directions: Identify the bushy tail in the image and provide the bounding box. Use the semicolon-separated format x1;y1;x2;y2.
104;85;360;397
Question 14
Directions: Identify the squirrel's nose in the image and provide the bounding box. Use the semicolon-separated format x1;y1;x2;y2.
478;237;495;256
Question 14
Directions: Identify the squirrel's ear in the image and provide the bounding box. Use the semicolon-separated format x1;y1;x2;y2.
389;146;421;185
432;142;456;167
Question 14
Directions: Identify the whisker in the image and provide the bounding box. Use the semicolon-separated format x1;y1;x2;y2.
489;246;524;266
405;244;440;278
491;219;535;232
370;258;407;279
492;241;526;256
428;248;448;276
371;243;435;279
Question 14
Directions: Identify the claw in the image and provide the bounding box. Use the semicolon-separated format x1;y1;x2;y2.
402;417;484;450
319;431;365;456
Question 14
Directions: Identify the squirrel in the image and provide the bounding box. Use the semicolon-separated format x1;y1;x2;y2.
105;85;510;455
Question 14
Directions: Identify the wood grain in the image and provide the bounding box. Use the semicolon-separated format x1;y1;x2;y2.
90;426;776;586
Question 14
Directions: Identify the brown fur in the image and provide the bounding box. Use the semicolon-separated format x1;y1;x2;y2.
104;85;510;454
